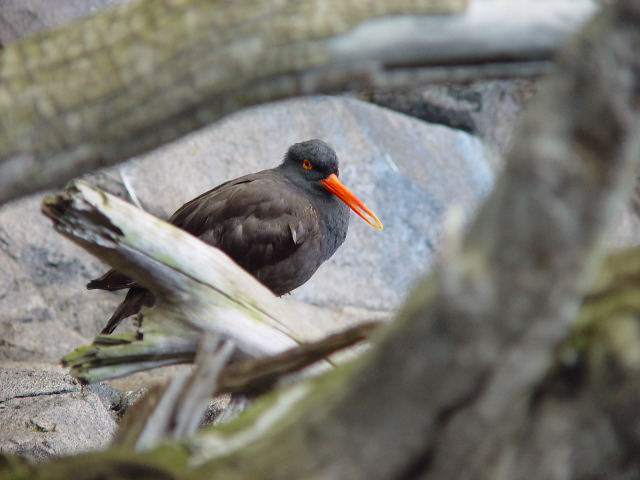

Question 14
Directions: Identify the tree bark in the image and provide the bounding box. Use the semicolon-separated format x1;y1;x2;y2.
0;0;597;205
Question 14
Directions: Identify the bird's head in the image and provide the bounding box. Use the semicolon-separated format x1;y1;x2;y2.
281;139;383;230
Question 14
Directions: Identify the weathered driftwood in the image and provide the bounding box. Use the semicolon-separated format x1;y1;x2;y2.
111;321;380;450
2;1;638;479
112;335;236;451
0;0;597;205
42;181;302;381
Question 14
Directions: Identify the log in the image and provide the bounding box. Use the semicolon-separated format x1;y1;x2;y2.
0;0;597;205
42;181;301;381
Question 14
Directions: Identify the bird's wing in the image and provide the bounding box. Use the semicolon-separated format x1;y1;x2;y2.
88;171;320;289
86;175;255;291
169;172;320;272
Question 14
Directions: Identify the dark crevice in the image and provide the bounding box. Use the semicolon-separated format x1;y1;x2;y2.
365;90;477;133
0;388;79;405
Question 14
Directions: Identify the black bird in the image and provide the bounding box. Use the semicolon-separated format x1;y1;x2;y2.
88;139;383;334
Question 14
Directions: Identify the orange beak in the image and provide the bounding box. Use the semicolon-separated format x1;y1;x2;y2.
320;173;383;230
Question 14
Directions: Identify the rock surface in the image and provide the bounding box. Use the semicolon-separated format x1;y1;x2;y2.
0;364;118;462
0;94;493;457
1;95;493;357
104;96;492;312
368;79;537;169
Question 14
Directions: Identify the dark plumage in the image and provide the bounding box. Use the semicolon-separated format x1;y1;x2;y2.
88;139;382;334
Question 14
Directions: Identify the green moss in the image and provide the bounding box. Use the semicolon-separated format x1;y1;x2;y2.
28;424;55;433
0;452;35;480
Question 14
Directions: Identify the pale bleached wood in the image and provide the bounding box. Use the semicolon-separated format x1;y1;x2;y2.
42;180;301;381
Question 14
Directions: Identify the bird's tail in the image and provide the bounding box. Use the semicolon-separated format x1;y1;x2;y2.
101;287;155;334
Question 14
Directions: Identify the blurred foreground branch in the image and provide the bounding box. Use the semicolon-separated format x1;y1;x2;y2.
0;0;597;205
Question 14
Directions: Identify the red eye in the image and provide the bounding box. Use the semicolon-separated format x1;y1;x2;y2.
302;159;312;170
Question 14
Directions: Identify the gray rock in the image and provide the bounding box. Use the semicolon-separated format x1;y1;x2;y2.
0;364;117;461
0;201;116;361
0;94;493;458
368;82;640;245
368;79;537;168
0;96;493;366
93;96;493;313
